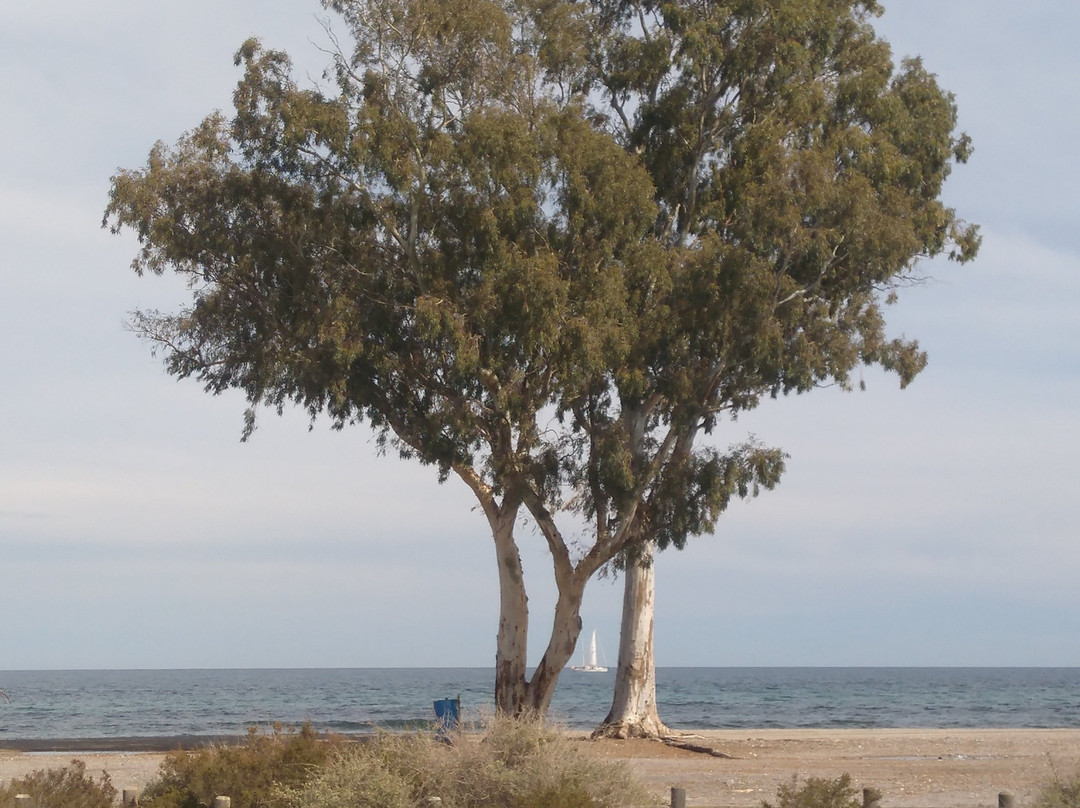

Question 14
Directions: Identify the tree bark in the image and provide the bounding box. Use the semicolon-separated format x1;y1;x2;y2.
594;542;670;738
491;505;531;715
523;579;584;714
488;497;587;716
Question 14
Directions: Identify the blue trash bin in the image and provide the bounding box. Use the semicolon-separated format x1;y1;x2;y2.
433;696;460;742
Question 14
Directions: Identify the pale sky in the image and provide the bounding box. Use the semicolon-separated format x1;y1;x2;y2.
1;1;1077;670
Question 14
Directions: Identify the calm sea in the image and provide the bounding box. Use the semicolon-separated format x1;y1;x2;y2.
0;668;1077;741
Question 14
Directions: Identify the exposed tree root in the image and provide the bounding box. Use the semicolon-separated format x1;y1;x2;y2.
591;721;734;758
658;734;734;758
591;718;671;740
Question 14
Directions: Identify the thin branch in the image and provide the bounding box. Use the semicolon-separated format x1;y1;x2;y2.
452;461;500;525
521;485;575;579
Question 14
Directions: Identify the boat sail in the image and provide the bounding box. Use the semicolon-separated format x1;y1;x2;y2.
570;630;608;672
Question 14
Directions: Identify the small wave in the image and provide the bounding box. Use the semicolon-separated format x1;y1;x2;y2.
3;667;1079;740
318;719;435;732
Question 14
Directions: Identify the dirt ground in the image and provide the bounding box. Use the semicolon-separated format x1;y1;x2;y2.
1;729;1078;807
582;729;1080;808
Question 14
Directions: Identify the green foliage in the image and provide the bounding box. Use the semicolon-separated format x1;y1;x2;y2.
272;716;652;808
1035;765;1080;808
763;774;869;808
139;724;340;808
0;758;117;808
106;0;979;713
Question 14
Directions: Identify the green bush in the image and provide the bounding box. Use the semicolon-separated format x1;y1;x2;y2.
763;774;875;808
139;723;341;808
1036;766;1080;808
0;758;117;808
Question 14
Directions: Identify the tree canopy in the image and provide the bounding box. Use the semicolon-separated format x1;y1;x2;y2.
106;0;977;714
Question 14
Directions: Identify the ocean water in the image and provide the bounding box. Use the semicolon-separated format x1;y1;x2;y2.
0;668;1077;741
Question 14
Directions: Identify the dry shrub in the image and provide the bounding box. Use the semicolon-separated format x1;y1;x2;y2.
763;774;870;808
0;758;116;808
1035;764;1080;808
270;734;418;808
139;723;341;808
273;715;653;808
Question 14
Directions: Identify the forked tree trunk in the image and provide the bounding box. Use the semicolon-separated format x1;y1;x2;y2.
489;503;587;716
594;542;670;738
497;576;586;716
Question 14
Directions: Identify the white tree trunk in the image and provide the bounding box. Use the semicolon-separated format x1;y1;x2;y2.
525;581;584;714
457;470;596;718
491;506;531;714
488;496;586;716
595;542;670;738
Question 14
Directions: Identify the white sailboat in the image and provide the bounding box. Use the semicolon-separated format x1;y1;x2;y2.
570;629;608;672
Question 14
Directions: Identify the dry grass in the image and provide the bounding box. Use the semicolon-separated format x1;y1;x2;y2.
0;758;117;808
139;723;339;808
1035;764;1080;808
274;716;655;808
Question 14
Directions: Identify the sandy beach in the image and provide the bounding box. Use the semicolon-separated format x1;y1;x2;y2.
590;729;1080;808
2;729;1078;807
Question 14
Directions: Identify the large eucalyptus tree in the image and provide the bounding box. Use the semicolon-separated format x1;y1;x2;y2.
585;0;979;737
106;0;975;719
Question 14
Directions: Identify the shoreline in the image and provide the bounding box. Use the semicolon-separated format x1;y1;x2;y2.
0;735;250;753
2;729;1079;807
2;726;1078;752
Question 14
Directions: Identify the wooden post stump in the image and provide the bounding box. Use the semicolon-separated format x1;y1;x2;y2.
122;787;141;805
14;796;31;808
999;792;1015;808
213;798;232;808
671;786;687;808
